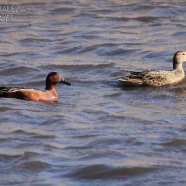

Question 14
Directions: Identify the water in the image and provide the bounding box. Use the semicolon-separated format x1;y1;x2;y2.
0;0;186;185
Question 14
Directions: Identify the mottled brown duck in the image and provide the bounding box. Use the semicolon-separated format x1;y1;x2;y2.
118;51;186;87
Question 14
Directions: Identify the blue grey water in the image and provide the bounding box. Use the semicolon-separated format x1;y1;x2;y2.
0;0;186;185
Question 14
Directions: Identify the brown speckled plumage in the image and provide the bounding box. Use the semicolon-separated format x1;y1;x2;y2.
118;51;186;87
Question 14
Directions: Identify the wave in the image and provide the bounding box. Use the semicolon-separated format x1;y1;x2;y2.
0;66;38;76
40;63;114;71
21;161;51;171
67;164;157;180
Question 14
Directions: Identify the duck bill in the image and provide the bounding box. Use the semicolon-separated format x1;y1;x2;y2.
60;78;71;86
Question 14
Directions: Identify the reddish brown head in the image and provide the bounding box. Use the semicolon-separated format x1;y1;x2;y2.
45;72;71;90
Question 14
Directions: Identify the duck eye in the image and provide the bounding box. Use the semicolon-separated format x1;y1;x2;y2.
183;53;185;55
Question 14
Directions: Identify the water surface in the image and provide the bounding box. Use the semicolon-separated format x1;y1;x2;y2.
0;0;186;185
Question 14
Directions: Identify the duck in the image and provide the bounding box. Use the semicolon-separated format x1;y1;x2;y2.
118;51;186;87
0;72;71;102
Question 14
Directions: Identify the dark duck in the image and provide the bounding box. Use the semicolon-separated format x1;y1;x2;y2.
0;72;71;103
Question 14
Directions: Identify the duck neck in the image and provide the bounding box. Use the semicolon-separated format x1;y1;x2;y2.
173;59;183;70
45;83;55;91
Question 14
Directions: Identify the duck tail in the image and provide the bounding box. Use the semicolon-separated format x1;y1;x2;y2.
0;87;12;97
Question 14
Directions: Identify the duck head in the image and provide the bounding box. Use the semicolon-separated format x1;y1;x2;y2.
173;51;186;70
45;72;71;90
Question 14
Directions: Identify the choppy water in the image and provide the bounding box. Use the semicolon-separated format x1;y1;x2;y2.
0;0;186;185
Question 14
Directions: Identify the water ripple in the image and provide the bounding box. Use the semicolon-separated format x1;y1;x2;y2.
68;164;157;180
0;0;186;185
